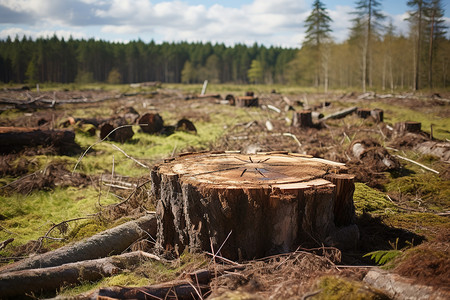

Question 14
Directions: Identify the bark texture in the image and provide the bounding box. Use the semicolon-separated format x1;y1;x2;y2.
152;152;357;260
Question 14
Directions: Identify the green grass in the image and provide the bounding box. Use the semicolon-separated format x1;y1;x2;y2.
0;186;116;255
363;100;450;140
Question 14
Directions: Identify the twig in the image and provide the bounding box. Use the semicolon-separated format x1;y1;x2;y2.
283;133;302;147
302;289;322;300
110;143;149;169
0;225;18;236
394;154;439;174
0;238;14;250
72;124;138;173
205;252;240;266
209;230;233;265
37;217;92;250
112;179;151;207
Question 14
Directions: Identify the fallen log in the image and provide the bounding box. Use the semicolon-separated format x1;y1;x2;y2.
152;152;357;260
0;214;156;274
364;268;450;300
88;280;209;300
0;127;78;154
0;251;159;299
321;106;357;122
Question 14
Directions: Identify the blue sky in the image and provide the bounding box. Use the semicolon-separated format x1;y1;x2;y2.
0;0;449;48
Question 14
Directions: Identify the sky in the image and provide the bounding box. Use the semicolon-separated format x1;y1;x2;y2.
0;0;449;48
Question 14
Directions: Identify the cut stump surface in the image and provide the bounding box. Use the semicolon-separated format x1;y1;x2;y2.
152;152;356;260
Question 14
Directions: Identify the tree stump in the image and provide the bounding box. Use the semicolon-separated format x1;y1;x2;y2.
293;110;313;128
138;113;164;134
356;108;371;119
394;121;421;134
235;96;259;107
151;152;356;260
370;109;384;123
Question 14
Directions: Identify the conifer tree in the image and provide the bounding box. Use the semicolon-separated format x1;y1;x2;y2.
303;0;332;91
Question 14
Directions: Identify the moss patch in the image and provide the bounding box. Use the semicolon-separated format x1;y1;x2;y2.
353;183;397;215
312;276;389;300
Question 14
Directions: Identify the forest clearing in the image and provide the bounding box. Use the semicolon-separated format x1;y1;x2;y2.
0;83;448;299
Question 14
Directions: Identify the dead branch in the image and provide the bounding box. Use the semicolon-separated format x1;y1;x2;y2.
0;238;14;251
0;251;159;298
110;143;150;169
0;214;156;274
321;106;358;122
87;280;209;300
394;155;439;174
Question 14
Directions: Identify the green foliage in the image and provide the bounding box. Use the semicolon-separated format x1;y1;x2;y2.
247;60;264;84
75;71;94;84
106;68;122;84
364;250;402;266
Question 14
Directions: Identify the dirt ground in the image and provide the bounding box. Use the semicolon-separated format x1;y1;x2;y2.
0;86;449;299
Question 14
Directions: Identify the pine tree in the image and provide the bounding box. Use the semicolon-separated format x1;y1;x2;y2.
425;0;447;88
407;0;427;90
303;0;332;91
350;0;385;91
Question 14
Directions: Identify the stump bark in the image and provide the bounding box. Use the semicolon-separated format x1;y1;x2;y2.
235;96;259;107
293;110;314;128
138;113;164;134
395;121;421;134
151;152;356;260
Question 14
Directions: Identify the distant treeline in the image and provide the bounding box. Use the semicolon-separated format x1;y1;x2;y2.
0;31;449;90
0;36;296;85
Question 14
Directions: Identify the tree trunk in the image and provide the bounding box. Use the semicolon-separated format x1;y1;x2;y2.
0;127;77;154
151;152;357;260
0;251;159;299
0;214;156;274
321;107;357;122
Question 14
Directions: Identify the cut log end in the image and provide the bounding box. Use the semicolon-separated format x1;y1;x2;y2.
152;152;356;260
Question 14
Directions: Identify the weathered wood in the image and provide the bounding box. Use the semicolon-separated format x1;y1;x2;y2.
235;96;259;107
394;121;422;134
293;110;313;128
351;140;399;171
321;106;358;121
364;268;450;300
0;127;78;154
356;108;371;119
138;112;164;134
89;280;209;300
370;109;384;122
0;214;156;274
152;152;357;260
0;251;159;299
325;174;355;226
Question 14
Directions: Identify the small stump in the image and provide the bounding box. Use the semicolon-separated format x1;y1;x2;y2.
138;113;164;134
152;152;356;260
395;121;421;134
293;110;313;128
235;96;259;107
